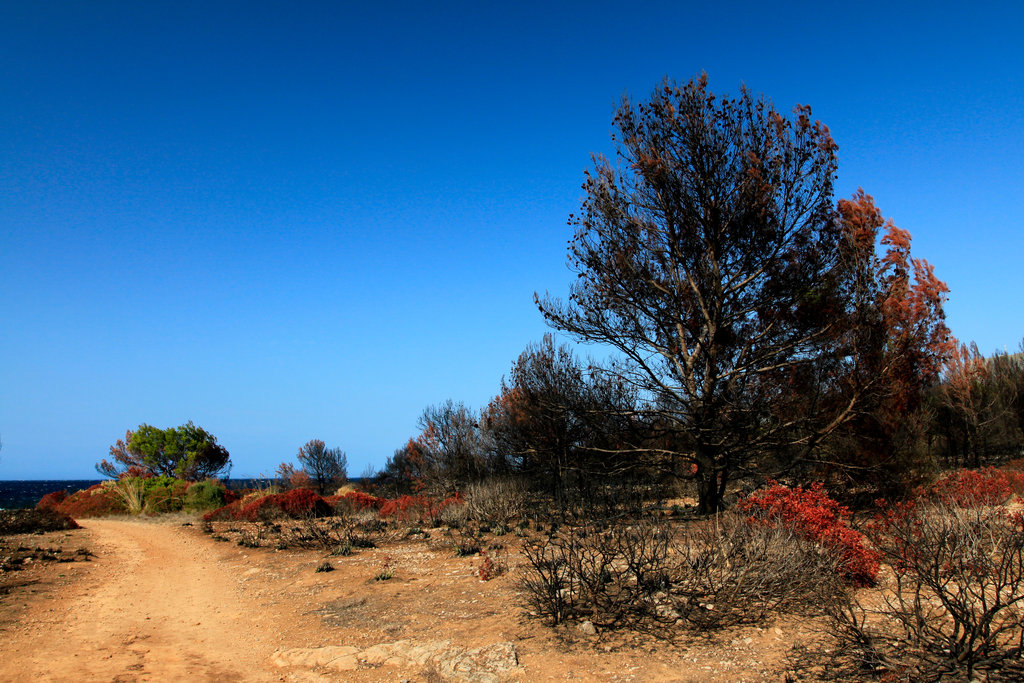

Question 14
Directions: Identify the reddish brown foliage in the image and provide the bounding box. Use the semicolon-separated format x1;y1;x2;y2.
0;508;80;534
377;494;461;524
204;489;333;522
49;484;127;518
202;499;246;522
335;490;385;511
924;467;1024;508
36;490;68;511
741;482;879;587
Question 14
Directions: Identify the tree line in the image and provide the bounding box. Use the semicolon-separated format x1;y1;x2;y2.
96;76;1020;512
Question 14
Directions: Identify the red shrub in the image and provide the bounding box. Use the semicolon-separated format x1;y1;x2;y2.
923;467;1023;508
741;482;880;587
203;499;245;522
207;489;334;522
36;490;68;511
338;490;385;511
52;483;127;518
378;493;462;524
274;488;333;518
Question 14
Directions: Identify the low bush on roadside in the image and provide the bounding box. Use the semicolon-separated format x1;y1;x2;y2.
0;508;81;535
378;493;462;526
464;478;527;526
35;490;68;511
46;483;127;518
329;490;385;515
520;512;839;632
140;476;189;513
740;481;879;587
184;480;228;511
203;488;333;522
818;475;1024;681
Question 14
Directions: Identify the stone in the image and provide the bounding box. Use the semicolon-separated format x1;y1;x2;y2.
271;645;360;670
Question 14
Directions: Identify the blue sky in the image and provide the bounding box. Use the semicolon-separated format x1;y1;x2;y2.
2;1;1022;479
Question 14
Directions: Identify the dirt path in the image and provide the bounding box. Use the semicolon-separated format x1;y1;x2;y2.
2;518;279;682
2;515;808;682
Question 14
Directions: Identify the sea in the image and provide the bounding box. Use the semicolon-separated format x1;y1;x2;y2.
0;478;277;510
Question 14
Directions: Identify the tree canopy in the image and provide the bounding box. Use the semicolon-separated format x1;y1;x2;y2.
537;76;952;512
295;439;348;495
97;421;231;481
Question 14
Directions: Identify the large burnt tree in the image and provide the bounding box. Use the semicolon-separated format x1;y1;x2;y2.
539;76;877;512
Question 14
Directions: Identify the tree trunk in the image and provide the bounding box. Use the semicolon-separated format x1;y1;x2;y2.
695;448;726;514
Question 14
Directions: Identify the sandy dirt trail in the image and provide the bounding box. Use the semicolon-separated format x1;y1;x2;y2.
2;518;280;682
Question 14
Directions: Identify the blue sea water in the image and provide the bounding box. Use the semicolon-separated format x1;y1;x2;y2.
0;478;284;510
0;480;103;510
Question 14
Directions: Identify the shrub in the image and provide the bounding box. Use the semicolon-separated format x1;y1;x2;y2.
378;494;460;526
205;488;333;522
140;476;188;513
36;490;68;511
330;490;385;515
111;477;146;513
477;549;506;581
0;508;81;535
203;499;246;522
375;555;396;581
51;483;127;518
827;497;1024;681
184;480;227;511
923;467;1024;508
740;482;879;587
519;513;838;631
464;478;527;526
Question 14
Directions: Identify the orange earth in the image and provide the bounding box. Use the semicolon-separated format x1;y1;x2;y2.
0;516;819;682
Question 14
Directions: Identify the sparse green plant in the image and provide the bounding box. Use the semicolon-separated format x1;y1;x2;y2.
447;527;481;557
375;555;396;581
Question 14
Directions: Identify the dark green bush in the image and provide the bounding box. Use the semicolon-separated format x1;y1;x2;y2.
140;476;188;513
185;480;227;511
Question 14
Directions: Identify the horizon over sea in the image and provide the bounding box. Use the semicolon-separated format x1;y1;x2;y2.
0;478;280;510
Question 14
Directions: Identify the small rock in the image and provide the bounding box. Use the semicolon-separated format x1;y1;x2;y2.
578;620;597;636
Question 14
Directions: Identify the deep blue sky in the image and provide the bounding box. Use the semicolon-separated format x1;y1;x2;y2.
2;1;1022;479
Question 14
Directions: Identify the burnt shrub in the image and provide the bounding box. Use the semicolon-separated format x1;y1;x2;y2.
1;508;81;535
329;490;385;515
520;512;840;632
203;498;246;522
464;478;527;526
205;488;333;522
739;482;879;587
275;488;333;518
822;483;1024;681
378;494;461;526
923;466;1024;508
